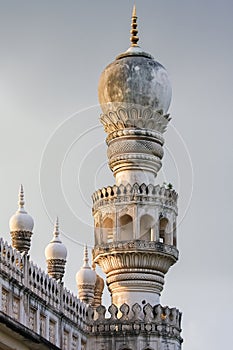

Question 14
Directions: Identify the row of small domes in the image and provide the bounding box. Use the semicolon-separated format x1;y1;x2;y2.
9;185;103;303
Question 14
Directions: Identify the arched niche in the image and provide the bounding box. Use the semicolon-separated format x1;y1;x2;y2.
173;222;177;247
159;217;168;244
140;214;155;241
102;217;114;243
95;222;100;245
119;214;133;241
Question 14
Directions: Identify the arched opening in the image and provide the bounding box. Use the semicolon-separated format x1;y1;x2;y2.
102;217;114;243
119;214;133;241
95;223;100;245
140;214;155;241
173;222;177;247
159;217;168;244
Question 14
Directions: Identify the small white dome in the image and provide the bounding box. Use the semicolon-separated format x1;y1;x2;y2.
9;185;34;232
76;246;97;287
45;218;67;260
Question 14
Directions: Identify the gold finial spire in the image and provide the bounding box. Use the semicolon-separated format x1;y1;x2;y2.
130;5;139;47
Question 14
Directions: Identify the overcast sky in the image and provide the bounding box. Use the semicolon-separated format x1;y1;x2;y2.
0;1;233;349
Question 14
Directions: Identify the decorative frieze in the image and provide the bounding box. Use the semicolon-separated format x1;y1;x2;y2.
46;258;66;281
10;230;32;254
100;106;170;134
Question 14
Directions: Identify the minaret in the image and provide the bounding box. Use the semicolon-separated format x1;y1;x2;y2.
76;246;97;305
45;217;67;281
93;7;178;307
9;185;34;254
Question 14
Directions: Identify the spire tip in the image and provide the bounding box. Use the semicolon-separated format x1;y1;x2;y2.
130;5;139;47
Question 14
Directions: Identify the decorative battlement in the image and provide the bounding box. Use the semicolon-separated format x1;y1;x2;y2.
87;302;182;341
0;238;24;282
92;183;178;213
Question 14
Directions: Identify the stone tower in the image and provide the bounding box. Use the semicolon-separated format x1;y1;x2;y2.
89;7;182;350
93;7;178;308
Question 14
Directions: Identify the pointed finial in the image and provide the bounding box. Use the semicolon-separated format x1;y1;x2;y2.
130;5;139;47
83;244;89;267
18;184;25;209
53;217;59;238
132;4;136;17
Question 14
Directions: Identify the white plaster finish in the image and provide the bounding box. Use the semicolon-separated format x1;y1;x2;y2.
9;185;34;233
76;246;97;305
92;183;177;247
45;218;67;261
0;238;87;349
45;218;67;281
92;181;178;307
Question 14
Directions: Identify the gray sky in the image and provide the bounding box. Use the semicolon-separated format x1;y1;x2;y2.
0;1;233;349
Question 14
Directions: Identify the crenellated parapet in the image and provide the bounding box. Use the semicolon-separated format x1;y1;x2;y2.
92;183;178;212
92;183;178;249
0;238;24;283
0;238;87;348
87;302;182;342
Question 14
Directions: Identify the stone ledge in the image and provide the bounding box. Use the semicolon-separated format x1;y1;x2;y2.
93;240;179;260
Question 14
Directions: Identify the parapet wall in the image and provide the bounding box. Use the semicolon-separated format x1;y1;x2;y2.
0;238;87;349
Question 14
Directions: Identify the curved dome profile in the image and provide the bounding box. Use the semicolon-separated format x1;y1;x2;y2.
76;245;96;287
45;218;67;261
9;185;34;232
98;7;171;116
98;47;172;115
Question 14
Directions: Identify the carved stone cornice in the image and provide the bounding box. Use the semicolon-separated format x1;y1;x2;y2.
93;240;178;260
93;241;178;274
93;240;178;303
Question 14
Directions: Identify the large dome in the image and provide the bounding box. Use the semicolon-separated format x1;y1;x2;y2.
98;47;172;115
